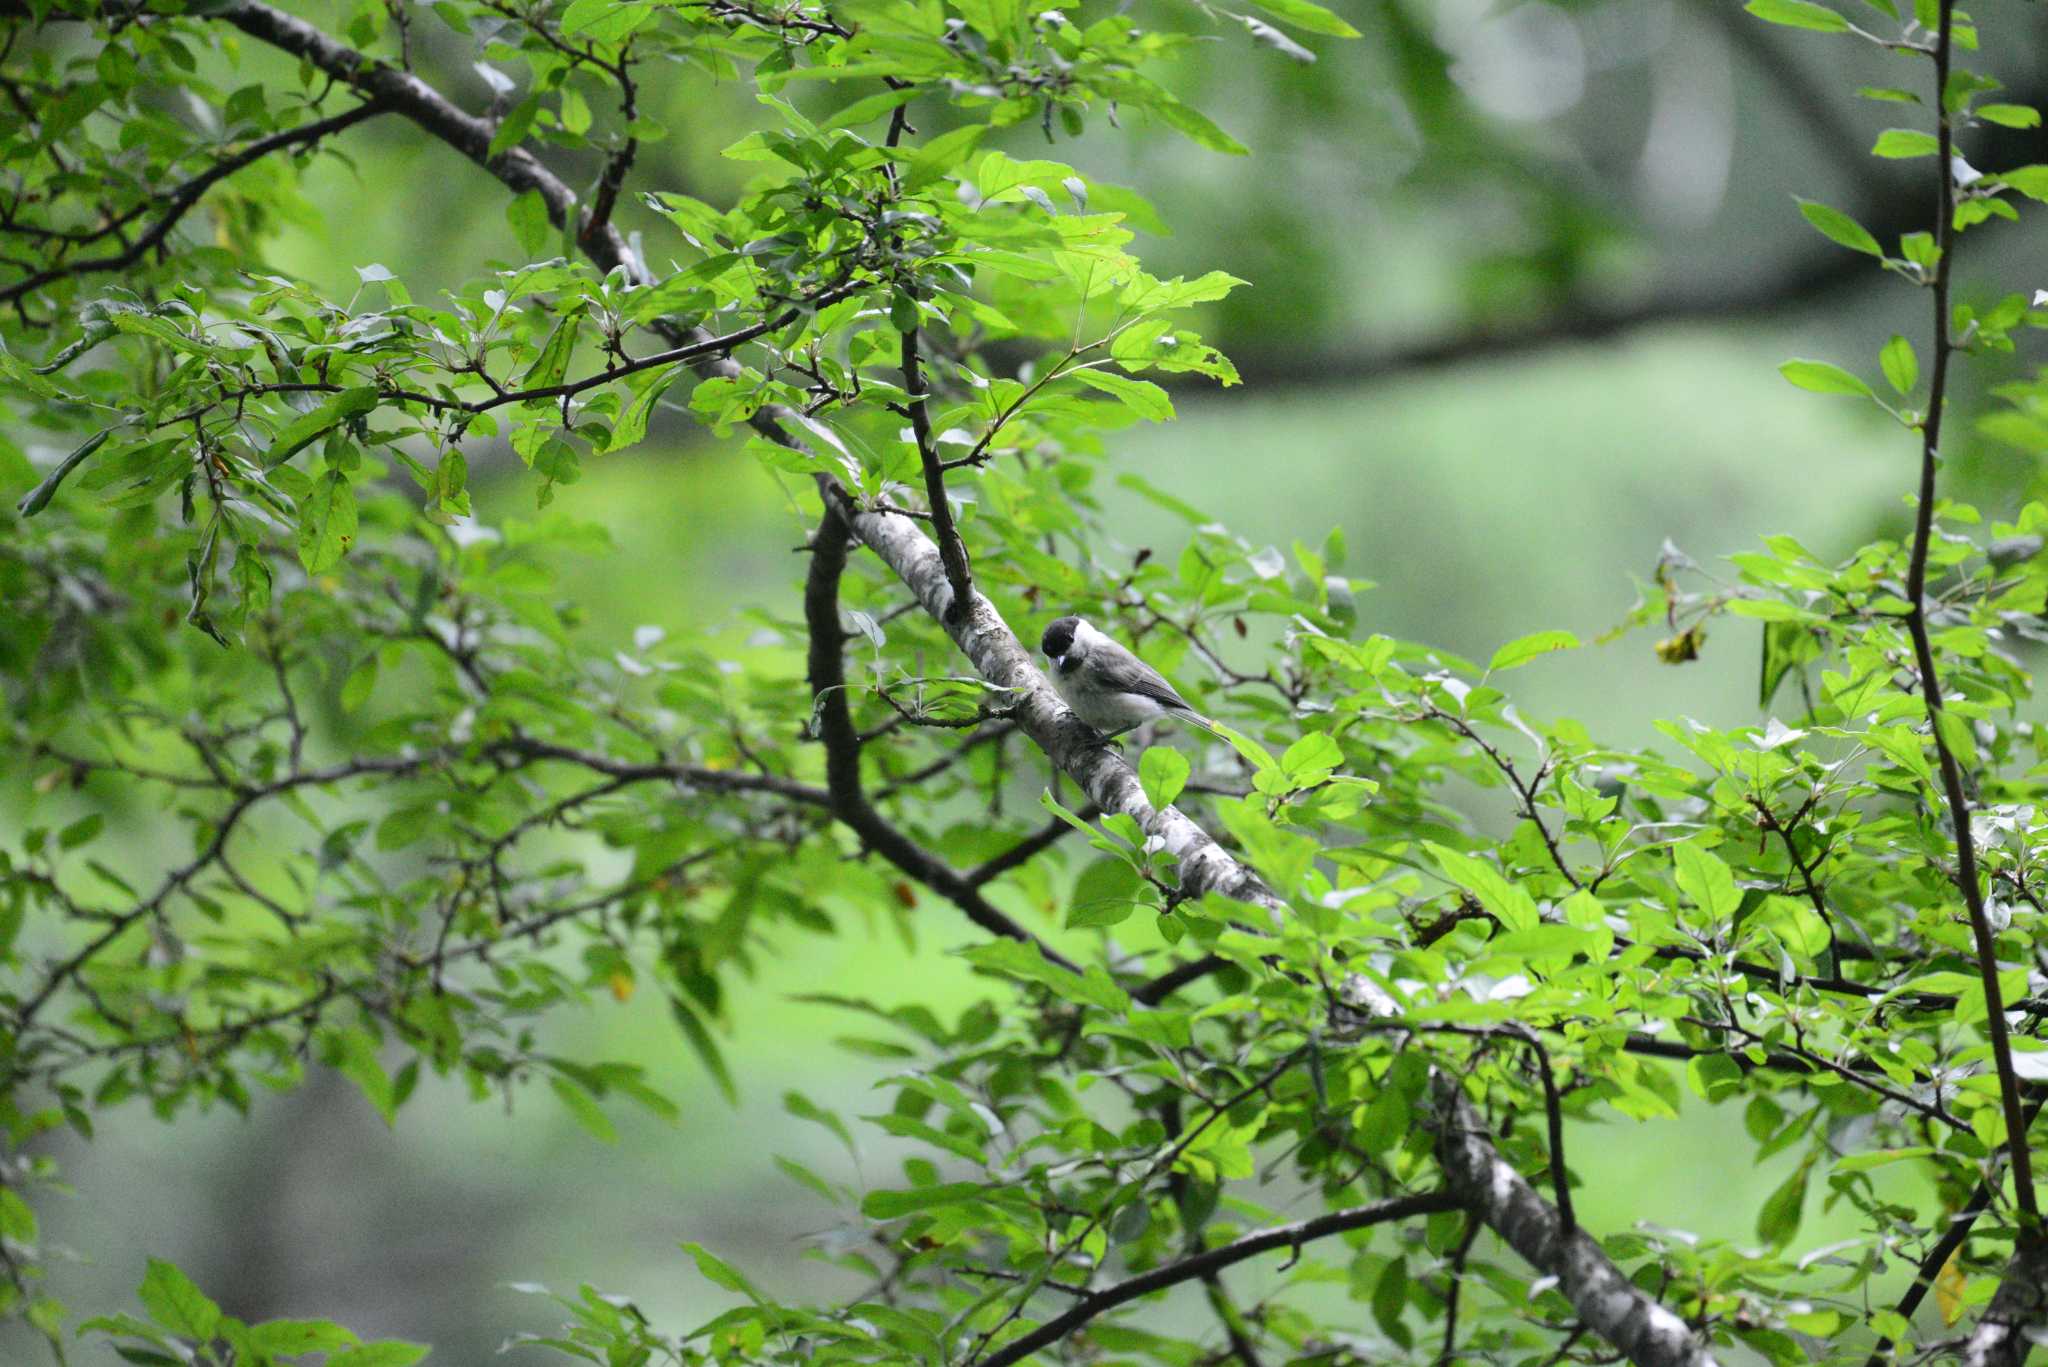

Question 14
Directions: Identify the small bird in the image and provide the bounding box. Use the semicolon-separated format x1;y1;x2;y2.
1040;615;1210;738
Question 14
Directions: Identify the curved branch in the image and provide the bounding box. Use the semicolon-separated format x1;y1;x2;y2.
971;1192;1458;1367
1429;1072;1718;1367
0;100;391;305
805;505;1076;965
820;478;1281;917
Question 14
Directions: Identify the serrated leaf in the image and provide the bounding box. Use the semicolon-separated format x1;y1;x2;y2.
1071;369;1174;421
137;1259;220;1341
1673;843;1741;923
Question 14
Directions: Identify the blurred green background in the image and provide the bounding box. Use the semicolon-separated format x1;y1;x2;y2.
19;0;2048;1358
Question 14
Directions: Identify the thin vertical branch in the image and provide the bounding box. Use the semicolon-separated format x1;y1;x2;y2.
1903;0;2037;1223
900;325;974;620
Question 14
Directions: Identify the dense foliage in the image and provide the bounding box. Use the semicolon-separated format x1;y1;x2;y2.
9;0;2048;1364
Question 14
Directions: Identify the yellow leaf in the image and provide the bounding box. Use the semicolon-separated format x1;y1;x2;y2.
1936;1248;1968;1326
608;971;635;1003
1654;624;1706;664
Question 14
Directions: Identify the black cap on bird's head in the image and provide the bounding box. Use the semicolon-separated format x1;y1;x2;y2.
1041;616;1081;659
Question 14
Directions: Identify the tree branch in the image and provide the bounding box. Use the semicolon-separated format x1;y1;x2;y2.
1962;1235;2048;1367
0;100;391;306
1862;1094;2047;1367
1902;0;2038;1226
805;505;1077;966
969;1192;1459;1367
900;325;974;620
1429;1072;1718;1367
819;478;1281;917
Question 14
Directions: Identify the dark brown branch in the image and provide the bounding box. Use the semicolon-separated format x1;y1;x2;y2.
1864;1094;2048;1367
820;479;1280;915
1133;953;1231;1005
1436;1217;1483;1366
1902;0;2037;1224
900;325;974;620
968;807;1100;886
969;1192;1459;1367
0;100;391;305
805;507;1076;967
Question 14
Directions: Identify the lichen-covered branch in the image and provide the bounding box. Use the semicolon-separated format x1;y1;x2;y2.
817;479;1281;916
1429;1073;1718;1367
805;505;1077;965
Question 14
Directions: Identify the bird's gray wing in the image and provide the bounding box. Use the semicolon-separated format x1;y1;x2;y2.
1100;646;1196;713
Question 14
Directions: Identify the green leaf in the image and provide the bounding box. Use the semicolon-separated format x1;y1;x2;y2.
861;1182;988;1219
488;97;539;159
668;995;738;1105
903;124;989;192
1796;198;1881;256
506;189;551;256
1977;103;2040;129
137;1259;220;1341
1070;369;1174;421
297;470;358;574
521;312;581;388
58;812;104;849
1871;128;1939;158
1745;0;1850;29
265;387;379;469
1779;359;1873;397
1994;165;2048;201
1139;745;1190;808
549;1075;618;1143
328;1345;431;1367
1148;98;1249;156
1068;857;1141;929
682;1241;762;1301
247;1320;360;1355
1756;1158;1811;1246
16;429;110;516
1488;629;1580;671
961;939;1129;1011
1673;843;1741;924
558;0;654;39
1880;334;1918;394
1247;0;1360;36
1833;1147;1935;1173
1427;842;1539;932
